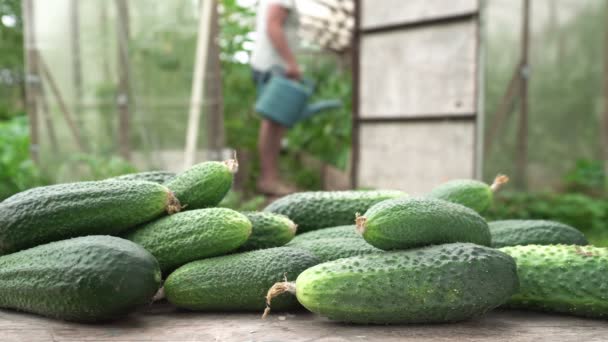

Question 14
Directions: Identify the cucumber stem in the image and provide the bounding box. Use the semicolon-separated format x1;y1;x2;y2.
224;151;239;174
262;281;296;319
490;174;510;192
355;213;367;234
166;191;182;214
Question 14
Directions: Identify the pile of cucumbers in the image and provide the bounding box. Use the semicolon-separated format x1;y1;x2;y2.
0;161;606;324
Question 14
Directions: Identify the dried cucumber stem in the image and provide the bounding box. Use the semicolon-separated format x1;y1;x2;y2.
166;190;182;214
262;281;297;319
490;174;509;193
355;213;367;234
152;287;165;302
224;151;239;174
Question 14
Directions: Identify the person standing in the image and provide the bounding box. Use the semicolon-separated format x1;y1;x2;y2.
251;0;300;196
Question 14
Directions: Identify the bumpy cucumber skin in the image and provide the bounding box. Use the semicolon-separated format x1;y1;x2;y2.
238;212;296;251
264;190;406;233
107;171;176;184
125;208;252;273
0;236;161;322
428;179;492;213
166;161;233;210
490;220;588;248
287;236;382;262
360;197;491;250
500;245;608;318
295;243;519;324
0;181;175;255
290;225;360;243
165;247;320;311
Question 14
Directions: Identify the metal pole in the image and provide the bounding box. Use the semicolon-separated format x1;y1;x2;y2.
184;0;214;168
516;0;531;189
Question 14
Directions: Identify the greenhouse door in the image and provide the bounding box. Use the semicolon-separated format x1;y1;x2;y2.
352;0;482;194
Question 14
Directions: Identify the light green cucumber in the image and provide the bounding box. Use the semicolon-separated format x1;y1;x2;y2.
124;208;252;273
357;197;491;250
166;159;237;209
427;175;509;213
265;243;518;324
490;220;588;247
238;212;296;251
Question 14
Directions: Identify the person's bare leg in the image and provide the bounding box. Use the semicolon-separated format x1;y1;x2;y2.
257;119;289;193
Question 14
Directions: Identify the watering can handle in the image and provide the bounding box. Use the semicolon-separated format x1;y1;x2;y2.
268;65;315;92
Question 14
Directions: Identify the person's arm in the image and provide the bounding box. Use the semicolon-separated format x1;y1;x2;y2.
266;3;300;79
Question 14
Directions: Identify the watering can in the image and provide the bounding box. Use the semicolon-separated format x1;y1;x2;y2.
255;73;341;128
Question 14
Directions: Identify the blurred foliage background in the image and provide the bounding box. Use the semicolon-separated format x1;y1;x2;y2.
0;0;606;245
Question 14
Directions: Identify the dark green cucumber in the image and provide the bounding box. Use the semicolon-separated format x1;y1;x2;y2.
265;243;518;324
427;175;509;213
0;181;180;255
124;208;252;273
166;159;237;209
107;171;176;184
0;235;161;322
238;212;296;251
165;247;320;311
500;245;608;318
490;220;588;248
286;236;382;262
264;190;406;233
357;197;491;250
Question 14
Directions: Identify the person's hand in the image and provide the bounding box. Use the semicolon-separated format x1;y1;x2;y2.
285;61;301;80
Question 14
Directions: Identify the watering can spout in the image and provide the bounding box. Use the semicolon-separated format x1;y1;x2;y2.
302;99;342;119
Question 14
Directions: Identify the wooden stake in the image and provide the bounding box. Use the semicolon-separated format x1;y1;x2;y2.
205;0;225;160
115;0;132;161
37;82;59;152
602;0;608;184
70;0;83;128
22;0;40;163
516;0;531;190
184;0;214;168
39;56;87;152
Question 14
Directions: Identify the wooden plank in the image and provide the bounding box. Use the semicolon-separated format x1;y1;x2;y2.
357;121;475;195
361;0;478;30
359;20;477;118
1;304;607;342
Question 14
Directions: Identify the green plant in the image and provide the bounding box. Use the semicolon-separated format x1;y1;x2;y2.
0;116;47;201
563;159;605;195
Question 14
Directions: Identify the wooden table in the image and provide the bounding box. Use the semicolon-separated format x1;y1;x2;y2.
0;303;606;342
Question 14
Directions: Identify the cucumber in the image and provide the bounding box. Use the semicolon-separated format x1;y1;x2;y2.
264;243;518;324
238;212;296;251
357;197;491;250
289;225;360;243
500;245;608;318
264;190;406;233
166;159;237;209
427;175;509;213
490;220;588;248
0;181;180;255
286;236;382;262
0;235;161;322
124;208;252;273
165;247;320;311
107;171;176;184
